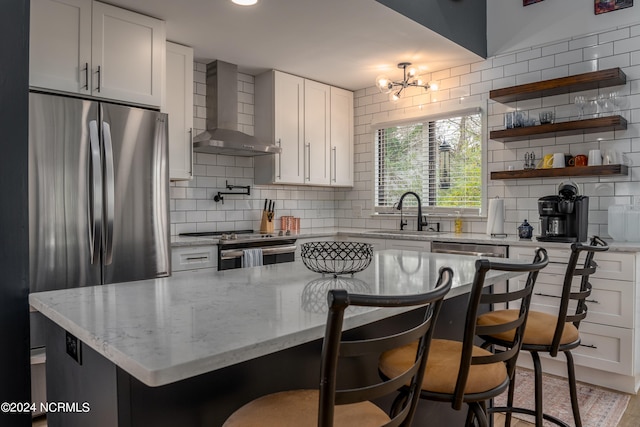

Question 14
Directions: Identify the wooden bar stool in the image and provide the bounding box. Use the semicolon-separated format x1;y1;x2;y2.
223;267;453;427
379;248;549;427
478;236;609;427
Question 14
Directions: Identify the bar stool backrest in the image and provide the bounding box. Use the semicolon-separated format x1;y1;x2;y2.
319;267;453;427
549;236;609;357
453;248;549;410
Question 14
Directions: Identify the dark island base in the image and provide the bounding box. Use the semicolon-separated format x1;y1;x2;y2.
46;294;474;427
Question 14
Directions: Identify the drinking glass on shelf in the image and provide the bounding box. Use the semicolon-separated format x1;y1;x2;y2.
596;94;610;117
574;95;586;119
609;92;621;115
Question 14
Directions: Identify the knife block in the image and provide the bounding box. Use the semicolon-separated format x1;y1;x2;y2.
259;211;274;234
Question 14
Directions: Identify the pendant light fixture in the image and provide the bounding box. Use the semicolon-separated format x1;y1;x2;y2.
375;62;438;102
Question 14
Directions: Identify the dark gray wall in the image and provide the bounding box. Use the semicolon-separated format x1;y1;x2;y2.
375;0;487;58
0;0;31;426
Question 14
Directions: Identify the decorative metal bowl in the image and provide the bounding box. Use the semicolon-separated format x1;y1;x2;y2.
300;241;373;277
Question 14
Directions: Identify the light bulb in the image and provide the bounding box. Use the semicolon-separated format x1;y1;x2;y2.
231;0;258;5
389;92;400;102
376;75;393;94
407;67;418;78
429;81;439;91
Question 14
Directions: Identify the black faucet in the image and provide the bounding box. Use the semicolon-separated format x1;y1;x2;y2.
396;191;429;231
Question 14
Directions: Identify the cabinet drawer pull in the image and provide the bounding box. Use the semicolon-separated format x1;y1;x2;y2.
534;292;560;299
580;343;598;349
185;256;208;261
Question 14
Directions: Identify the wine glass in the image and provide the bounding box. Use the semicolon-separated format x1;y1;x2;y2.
596;94;610;117
609;92;621;115
574;95;586;119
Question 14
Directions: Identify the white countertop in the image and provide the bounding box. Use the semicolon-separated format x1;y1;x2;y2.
29;249;526;387
172;228;640;252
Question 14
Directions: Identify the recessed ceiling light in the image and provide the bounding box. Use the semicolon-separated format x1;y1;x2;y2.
231;0;258;5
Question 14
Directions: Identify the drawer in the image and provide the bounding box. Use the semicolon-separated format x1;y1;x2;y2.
553;323;633;376
512;274;634;328
509;246;635;281
171;246;217;272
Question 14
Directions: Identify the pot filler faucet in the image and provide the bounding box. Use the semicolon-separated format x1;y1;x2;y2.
396;191;429;231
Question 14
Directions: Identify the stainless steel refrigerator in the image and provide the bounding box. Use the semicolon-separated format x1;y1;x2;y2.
29;92;170;349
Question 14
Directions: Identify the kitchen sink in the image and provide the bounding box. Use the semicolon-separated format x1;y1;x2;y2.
362;230;443;237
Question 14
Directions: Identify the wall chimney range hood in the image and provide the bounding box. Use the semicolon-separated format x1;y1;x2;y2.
193;61;281;156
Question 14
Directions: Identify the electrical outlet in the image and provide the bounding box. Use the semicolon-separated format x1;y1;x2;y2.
66;331;82;365
352;204;362;218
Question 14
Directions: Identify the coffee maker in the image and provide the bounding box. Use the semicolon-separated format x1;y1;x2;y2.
537;182;589;242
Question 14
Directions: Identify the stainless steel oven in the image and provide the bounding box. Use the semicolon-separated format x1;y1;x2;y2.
179;230;297;271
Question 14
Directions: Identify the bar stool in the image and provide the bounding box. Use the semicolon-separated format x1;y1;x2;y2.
223;267;453;427
379;248;549;427
477;236;609;427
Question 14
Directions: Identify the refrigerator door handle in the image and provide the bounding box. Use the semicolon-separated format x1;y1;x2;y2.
88;120;103;265
102;121;115;265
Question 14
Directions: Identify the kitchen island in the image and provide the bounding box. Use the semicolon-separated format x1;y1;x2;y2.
30;249;527;427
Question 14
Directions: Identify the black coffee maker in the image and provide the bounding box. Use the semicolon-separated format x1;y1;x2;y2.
537;181;589;242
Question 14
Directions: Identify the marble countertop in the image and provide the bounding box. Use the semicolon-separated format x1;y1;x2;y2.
29;250;526;388
172;228;640;252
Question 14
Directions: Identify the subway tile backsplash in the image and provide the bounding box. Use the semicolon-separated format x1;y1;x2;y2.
171;22;640;238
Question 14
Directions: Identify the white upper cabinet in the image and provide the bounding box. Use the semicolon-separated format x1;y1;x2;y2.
163;42;194;181
329;86;354;186
303;79;330;185
30;0;92;94
255;70;305;184
30;0;165;107
255;70;353;187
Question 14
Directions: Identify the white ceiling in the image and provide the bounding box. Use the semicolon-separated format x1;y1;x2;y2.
107;0;483;91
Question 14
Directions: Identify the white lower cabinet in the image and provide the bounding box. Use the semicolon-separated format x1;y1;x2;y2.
509;245;638;392
341;236;387;252
171;246;217;273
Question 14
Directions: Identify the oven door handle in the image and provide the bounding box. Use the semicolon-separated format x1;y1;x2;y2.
220;245;297;260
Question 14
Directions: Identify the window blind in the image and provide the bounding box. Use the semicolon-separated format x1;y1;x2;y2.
374;109;483;214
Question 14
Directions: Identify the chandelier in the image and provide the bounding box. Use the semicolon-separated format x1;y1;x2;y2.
375;62;437;102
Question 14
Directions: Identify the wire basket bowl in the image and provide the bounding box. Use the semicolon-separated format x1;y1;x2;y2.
300;241;373;277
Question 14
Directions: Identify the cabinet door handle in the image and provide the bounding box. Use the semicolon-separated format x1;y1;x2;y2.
304;142;311;181
96;65;101;92
277;139;282;179
185;256;208;261
189;128;193;176
332;146;337;182
83;62;89;90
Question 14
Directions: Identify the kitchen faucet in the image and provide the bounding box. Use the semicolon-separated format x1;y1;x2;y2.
396;191;429;231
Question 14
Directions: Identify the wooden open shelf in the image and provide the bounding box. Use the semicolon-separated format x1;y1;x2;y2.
489;115;627;142
489;68;627;103
491;164;628;180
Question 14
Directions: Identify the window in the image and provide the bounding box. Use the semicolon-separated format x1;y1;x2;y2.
374;106;485;215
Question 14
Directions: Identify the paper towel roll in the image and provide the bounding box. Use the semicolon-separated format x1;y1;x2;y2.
486;197;505;235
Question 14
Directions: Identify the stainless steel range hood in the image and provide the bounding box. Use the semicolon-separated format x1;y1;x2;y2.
193;61;281;156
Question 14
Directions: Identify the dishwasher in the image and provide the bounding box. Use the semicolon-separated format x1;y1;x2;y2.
430;241;509;340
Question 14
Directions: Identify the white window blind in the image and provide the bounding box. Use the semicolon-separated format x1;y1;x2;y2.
374;109;483;215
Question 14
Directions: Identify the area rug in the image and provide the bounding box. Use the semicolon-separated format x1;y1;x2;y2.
493;368;630;427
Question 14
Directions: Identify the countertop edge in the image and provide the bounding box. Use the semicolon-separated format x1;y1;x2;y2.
172;228;640;252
